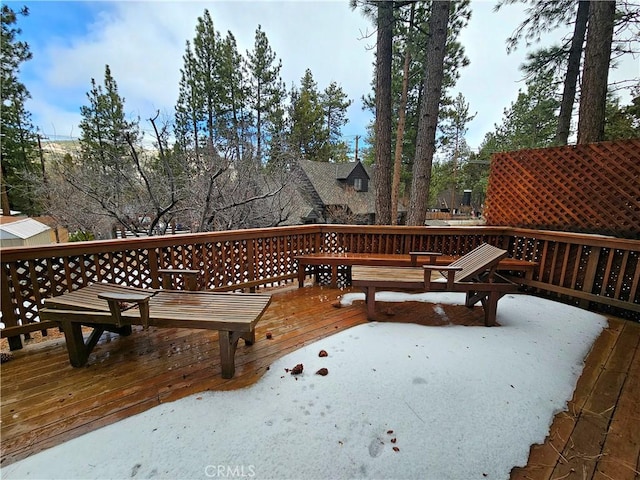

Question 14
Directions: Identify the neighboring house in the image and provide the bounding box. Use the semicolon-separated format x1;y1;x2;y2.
292;159;378;224
432;188;478;215
0;217;54;247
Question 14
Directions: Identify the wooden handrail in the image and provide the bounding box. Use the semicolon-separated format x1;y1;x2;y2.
1;225;639;350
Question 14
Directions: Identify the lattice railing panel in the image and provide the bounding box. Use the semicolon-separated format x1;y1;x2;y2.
2;225;638;349
485;139;640;238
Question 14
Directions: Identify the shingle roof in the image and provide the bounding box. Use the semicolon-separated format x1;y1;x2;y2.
297;159;376;215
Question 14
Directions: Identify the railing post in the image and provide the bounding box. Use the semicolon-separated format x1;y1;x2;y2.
315;228;323;253
247;240;256;292
148;248;160;289
1;266;22;350
580;246;601;309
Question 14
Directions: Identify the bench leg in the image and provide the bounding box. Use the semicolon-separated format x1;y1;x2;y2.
7;335;22;351
241;329;256;346
61;321;105;367
298;265;306;288
364;286;377;320
483;290;500;327
219;330;245;379
466;290;499;327
474;290;501;327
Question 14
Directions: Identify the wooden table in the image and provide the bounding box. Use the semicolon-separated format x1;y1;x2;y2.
295;252;537;288
351;265;517;326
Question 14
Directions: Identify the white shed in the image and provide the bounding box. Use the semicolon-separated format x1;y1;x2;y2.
0;218;53;247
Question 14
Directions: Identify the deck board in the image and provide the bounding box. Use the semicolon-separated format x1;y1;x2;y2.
1;285;639;479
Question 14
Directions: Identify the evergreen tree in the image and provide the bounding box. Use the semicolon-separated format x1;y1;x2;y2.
498;0;638;144
247;25;286;164
374;0;394;224
174;42;202;157
321;82;352;162
74;64;142;234
288;69;326;160
0;5;38;214
577;0;616;143
407;0;452;226
479;69;560;155
555;0;589;145
192;9;223;154
79;65;138;169
604;88;640;140
174;9;226;160
175;10;251;163
391;2;416;225
438;92;476;211
359;0;471;224
218;31;249;161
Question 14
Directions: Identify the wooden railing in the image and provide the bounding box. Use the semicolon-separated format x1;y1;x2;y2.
484;139;640;239
2;225;639;350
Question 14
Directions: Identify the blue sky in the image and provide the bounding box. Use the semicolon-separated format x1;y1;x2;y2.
8;0;640;154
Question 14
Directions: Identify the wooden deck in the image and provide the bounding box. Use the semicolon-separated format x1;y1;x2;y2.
1;285;639;479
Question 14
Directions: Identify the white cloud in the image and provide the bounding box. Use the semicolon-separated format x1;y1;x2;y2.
22;0;639;147
27;1;376;141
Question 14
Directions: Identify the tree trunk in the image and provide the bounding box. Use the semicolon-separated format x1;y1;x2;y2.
555;0;590;145
374;0;394;225
391;3;415;226
0;165;12;216
407;0;451;226
577;0;615;144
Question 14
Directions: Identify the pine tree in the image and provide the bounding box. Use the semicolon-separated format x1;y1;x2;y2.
218;31;249;161
577;0;616;143
247;25;286;164
374;0;394;224
79;65;138;169
321;82;352;162
76;64;141;232
0;5;38;214
192;9;222;154
175;10;250;163
479;69;560;154
359;0;471;224
498;0;636;144
288;69;326;160
438;92;476;212
173;10;293;231
175;42;202;156
407;0;452;226
604;88;640;140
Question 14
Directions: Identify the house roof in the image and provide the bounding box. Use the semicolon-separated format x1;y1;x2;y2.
0;217;51;240
297;159;376;216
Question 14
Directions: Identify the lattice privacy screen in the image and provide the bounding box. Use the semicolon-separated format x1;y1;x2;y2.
484;139;640;239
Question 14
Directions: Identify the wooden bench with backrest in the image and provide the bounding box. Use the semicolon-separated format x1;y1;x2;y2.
295;251;537;288
39;276;271;378
351;243;518;326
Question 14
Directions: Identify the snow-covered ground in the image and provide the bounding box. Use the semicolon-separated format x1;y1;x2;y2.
2;293;606;480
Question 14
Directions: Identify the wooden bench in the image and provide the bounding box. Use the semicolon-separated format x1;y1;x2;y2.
295;252;537;288
39;283;272;378
351;244;518;326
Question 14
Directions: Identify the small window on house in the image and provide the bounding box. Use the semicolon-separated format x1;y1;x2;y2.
354;178;363;191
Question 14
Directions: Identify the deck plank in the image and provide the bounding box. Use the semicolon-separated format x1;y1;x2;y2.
510;319;626;480
1;285;638;480
551;319;640;480
592;322;640;480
